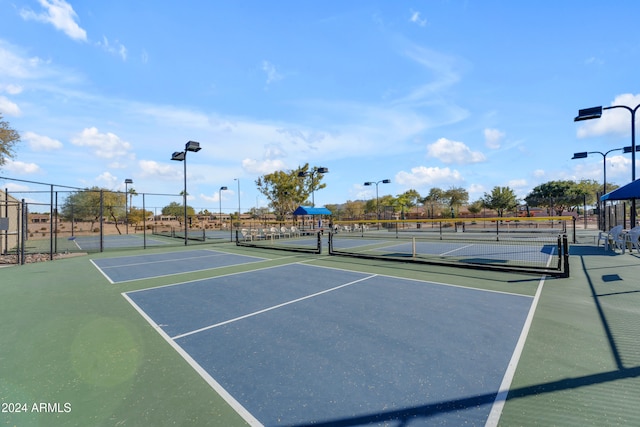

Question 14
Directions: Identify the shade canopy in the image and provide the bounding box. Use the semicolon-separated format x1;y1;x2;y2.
293;206;332;216
600;179;640;201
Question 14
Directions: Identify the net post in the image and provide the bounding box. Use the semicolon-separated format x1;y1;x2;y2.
562;234;570;277
412;236;416;259
317;231;322;254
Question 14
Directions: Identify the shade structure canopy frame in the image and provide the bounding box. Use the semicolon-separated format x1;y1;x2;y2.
600;179;640;201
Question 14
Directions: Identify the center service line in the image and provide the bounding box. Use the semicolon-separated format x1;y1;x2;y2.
171;274;378;340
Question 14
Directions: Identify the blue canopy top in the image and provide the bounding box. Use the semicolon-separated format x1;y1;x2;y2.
600;179;640;201
292;206;332;216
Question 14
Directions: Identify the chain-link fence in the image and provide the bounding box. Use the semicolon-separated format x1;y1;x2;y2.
1;177;234;265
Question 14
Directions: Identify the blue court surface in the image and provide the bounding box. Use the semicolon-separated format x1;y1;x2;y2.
123;263;534;426
91;249;265;283
70;234;168;250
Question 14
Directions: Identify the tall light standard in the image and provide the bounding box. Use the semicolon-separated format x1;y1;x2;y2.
364;179;391;220
171;140;202;245
572;148;623;230
219;186;228;232
297;167;329;206
124;178;133;234
575;104;640;227
234;178;241;231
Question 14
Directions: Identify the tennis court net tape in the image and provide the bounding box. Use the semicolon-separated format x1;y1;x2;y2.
235;230;322;254
328;232;569;277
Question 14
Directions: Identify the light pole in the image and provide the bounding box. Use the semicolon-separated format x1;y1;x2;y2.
297;167;329;206
571;148;624;195
124;178;133;234
219;186;228;232
364;179;391;220
171;140;201;245
234;178;241;231
575;104;640;227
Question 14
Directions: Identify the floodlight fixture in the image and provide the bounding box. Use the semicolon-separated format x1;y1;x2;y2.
623;145;640;153
171;151;185;161
185;140;201;152
571;152;588;159
574;106;603;122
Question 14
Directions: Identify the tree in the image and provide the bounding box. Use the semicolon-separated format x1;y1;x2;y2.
422;188;445;218
60;188;125;233
467;199;485;217
162;201;195;225
525;180;575;215
483;186;519;217
0;114;21;168
343;200;365;219
255;163;328;221
443;187;469;217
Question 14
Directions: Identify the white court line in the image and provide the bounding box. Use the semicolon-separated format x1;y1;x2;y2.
98;251;260;270
485;250;555;426
484;275;546;426
300;258;533;299
121;292;263;427
90;259;115;284
125;258;314;293
171;274;378;340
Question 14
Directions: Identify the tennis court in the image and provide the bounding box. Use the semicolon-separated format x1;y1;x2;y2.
119;261;535;426
91;249;266;283
3;227;640;426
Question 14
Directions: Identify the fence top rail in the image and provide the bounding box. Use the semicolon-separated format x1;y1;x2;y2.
333;216;576;224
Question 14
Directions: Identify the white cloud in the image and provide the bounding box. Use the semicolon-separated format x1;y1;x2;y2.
507;179;527;188
395;166;463;187
484;128;505;149
576;93;640;138
262;60;283;86
241;158;287;175
138;160;181;180
533;169;545;178
4;159;41;174
409;10;427;27
23;131;63;150
0;96;21;116
200;191;234;204
20;0;87;42
95;171;118;188
97;36;127;61
427;138;486;164
0;84;23;95
71;127;133;159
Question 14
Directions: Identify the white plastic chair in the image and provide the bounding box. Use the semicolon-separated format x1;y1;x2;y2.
625;226;640;253
598;225;625;251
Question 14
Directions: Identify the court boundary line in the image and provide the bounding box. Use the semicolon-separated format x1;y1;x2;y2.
98;251;264;270
124;257;309;294
171;273;378;340
298;258;535;299
91;250;271;284
90;259;115;284
121;292;263;427
484;271;549;425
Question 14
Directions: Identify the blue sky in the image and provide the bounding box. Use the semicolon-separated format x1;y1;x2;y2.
1;0;640;214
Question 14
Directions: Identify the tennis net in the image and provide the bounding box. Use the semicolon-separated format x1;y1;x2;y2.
235;227;322;254
328;217;570;277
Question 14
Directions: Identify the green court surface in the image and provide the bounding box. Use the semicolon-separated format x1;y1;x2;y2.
1;230;639;426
